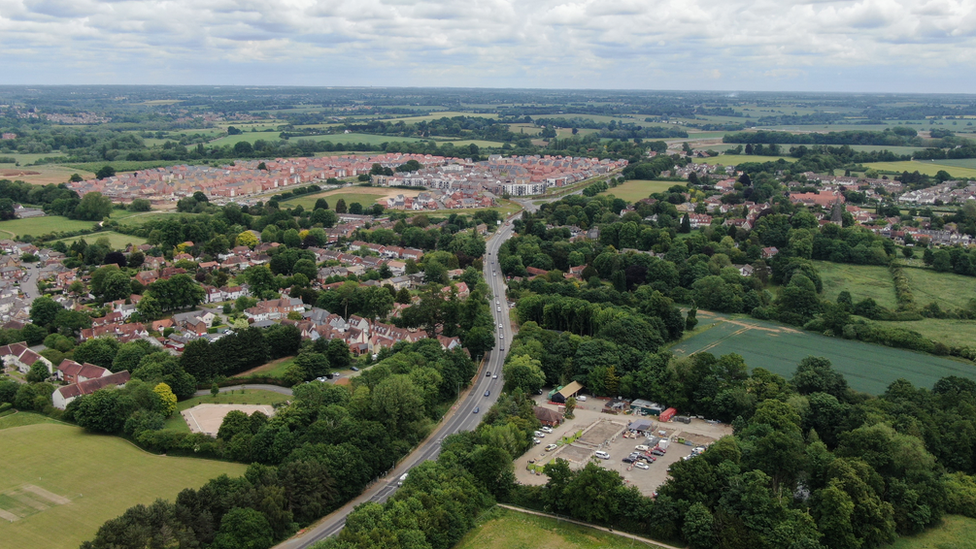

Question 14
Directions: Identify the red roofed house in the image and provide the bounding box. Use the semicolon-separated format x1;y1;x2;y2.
0;341;53;374
56;359;111;384
53;371;130;410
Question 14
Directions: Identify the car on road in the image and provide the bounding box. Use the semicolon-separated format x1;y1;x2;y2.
486;371;491;377
499;332;504;338
635;461;650;470
350;366;359;372
498;323;503;328
545;443;558;451
484;390;490;397
473;407;479;413
595;450;610;459
497;307;501;312
492;373;498;379
397;473;408;486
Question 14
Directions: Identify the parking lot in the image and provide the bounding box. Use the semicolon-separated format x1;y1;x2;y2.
515;395;733;496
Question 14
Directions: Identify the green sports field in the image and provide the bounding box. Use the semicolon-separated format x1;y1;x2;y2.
671;315;976;394
0;421;246;549
599;180;678;202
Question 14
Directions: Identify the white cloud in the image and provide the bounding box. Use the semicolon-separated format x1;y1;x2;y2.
0;0;973;91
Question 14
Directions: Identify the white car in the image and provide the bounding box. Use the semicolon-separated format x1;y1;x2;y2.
492;374;498;379
545;443;558;451
534;431;545;438
533;438;542;445
577;396;587;402
635;461;650;470
595;450;610;460
541;426;553;433
498;323;503;328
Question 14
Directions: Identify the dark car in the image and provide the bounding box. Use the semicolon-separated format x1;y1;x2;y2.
473;407;480;414
350;366;359;372
651;448;665;456
486;371;491;377
622;456;636;463
484;390;490;397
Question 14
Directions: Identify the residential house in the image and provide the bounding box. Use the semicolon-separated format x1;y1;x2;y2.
53;371;130;410
0;341;53;374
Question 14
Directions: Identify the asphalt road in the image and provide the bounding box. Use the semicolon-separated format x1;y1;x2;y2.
274;220;518;549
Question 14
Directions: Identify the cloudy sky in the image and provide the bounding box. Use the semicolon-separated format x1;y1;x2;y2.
1;0;974;92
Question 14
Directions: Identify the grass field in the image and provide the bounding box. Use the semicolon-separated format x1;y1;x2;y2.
0;216;100;239
110;211;187;227
0;153;70;166
282;187;423;210
50;231;147;249
232;357;296;380
599;180;678;202
901;267;976;311
279;133;424;145
0;165;92;186
882;318;976;350
162;389;290;431
864;161;976;180
814;261;898;310
454;507;668;549
924;158;976;170
0;423;246;549
671;314;976;394
0;412;60;430
889;515;976;549
692;154;797;165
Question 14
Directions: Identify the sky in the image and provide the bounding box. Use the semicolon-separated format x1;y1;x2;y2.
1;0;975;93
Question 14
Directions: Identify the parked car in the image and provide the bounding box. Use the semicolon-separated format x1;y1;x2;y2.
622;456;636;463
635;461;650;470
534;431;545;438
545;443;558;451
595;451;610;459
577;395;587;402
541;426;553;433
651;448;666;456
635;445;649;452
350;366;359;372
533;438;542;445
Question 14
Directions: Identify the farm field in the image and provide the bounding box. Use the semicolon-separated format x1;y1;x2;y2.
692;154;797;165
281;187;423;210
0;423;246;549
277;132;425;145
923;158;976;170
0;153;70;165
454;507;667;549
0;165;91;186
50;231;147;249
208;130;285;146
888;515;976;549
814;261;898;310
671;314;976;394
864;161;976;179
901;267;976;311
882;318;976;350
162;388;290;431
600;180;678;202
110;211;187;227
0;216;100;239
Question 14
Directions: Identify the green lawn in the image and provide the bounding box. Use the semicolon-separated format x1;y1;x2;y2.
50;231;147;249
0;216;100;239
888;515;976;549
671;315;976;394
454;507;670;549
901;267;976;311
599;180;678;202
0;423;246;549
814;261;898;310
163;389;290;431
864;161;976;179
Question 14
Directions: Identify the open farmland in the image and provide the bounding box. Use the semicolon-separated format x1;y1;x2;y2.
281;187;423;210
599;180;678;202
888;515;976;549
671;315;976;394
454;507;667;549
0;423;246;549
902;267;976;311
50;231;147;249
814;261;898;310
0;216;100;239
692;154;798;165
864;161;976;179
0;165;92;186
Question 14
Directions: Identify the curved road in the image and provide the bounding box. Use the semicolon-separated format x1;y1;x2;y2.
274;220;518;549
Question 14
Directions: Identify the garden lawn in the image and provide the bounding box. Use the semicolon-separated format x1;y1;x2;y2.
163;389;290;431
0;216;100;239
887;515;976;549
0;423;246;549
599;180;678;202
814;261;898;310
671;314;976;394
453;507;669;549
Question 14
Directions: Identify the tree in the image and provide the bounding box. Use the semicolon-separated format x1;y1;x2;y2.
152;383;177;417
135;293;162;321
73;337;120;369
335;198;347;214
326;338;352;370
680;213;692;233
26;362;50;383
564;396;577;420
30;296;63;328
74;192;113;220
95;166;116;179
502;354;546;394
54;309;92;336
211;383;220;398
74;389;133;433
238;230;259;248
102;271;132;302
683;502;716;549
211;507;274;549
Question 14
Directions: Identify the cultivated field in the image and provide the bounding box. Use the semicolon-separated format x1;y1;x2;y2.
454;507;666;549
281;187;423;210
0;216;100;239
864;161;976;179
0;422;246;549
0;165;91;186
599;180;677;202
671;315;976;394
814;261;898;310
889;515;976;549
163;388;290;431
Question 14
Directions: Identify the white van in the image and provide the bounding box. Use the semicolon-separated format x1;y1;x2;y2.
397;473;408;486
595;451;610;460
635;445;650;452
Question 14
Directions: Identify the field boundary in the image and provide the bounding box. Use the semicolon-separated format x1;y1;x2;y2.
495;504;682;549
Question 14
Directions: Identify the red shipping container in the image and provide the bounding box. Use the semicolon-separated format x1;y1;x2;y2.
659;407;677;422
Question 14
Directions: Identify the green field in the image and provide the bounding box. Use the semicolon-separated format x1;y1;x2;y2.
814;261;898;310
0;216;100;239
888;515;976;549
864;161;976;180
671;315;976;394
925;158;976;170
902;267;976;311
454;507;667;549
600;180;679;202
0;412;60;430
0;153;70;165
281;187;420;210
692;154;797;165
163;388;291;431
50;231;147;249
0;423;246;549
278;133;424;145
882;318;976;350
110;211;188;227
